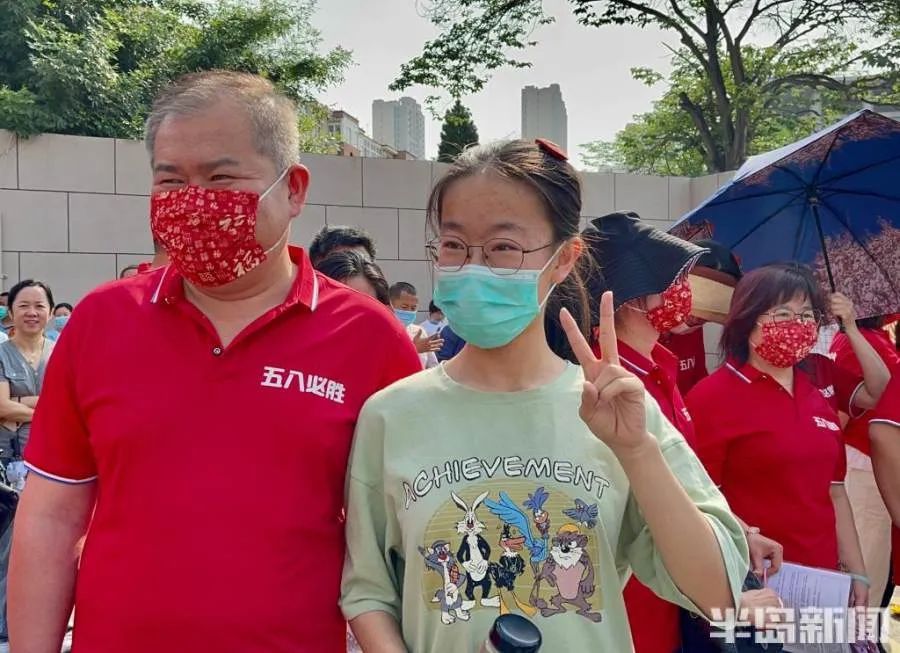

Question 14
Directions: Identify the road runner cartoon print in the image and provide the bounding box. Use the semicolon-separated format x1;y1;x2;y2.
417;480;604;626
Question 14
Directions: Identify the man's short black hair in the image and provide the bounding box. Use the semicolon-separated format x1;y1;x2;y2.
428;301;441;314
389;282;417;299
0;292;9;298
308;225;376;264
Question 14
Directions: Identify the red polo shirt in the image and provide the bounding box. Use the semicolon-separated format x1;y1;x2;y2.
801;352;865;418
596;340;693;653
686;362;847;570
660;328;709;396
617;340;696;448
830;328;900;455
25;247;422;653
869;376;900;585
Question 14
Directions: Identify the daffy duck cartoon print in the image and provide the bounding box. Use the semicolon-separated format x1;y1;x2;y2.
489;524;538;617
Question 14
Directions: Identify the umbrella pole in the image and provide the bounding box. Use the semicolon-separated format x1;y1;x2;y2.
810;201;837;292
811;200;845;332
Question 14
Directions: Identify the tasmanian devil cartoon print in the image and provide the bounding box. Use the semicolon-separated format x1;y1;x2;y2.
532;524;602;623
418;541;470;625
451;491;501;609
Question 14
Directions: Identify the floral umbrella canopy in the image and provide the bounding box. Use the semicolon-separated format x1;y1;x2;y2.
671;109;900;319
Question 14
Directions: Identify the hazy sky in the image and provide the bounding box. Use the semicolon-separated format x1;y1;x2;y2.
312;0;677;166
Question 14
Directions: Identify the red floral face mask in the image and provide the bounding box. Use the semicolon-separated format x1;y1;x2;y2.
752;320;818;368
150;170;288;287
645;278;693;333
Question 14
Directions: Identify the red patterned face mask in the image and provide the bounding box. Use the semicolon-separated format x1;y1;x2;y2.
645;278;693;333
752;320;818;368
150;170;287;287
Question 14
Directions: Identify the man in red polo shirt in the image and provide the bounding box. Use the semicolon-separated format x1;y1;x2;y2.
9;71;421;653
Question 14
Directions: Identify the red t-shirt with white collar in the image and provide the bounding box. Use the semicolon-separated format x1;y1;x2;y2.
686;361;847;569
25;247;422;653
593;339;694;653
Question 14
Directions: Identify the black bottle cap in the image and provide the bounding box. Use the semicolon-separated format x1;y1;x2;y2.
489;614;542;653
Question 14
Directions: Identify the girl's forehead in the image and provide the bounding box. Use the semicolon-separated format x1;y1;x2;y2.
441;175;551;240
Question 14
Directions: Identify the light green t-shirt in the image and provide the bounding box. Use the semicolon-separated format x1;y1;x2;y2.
341;363;748;652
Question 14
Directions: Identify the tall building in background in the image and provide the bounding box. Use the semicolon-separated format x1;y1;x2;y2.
521;84;568;151
327;110;387;158
372;97;426;159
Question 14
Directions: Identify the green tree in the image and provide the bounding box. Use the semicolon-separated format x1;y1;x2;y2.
437;99;479;162
392;1;898;173
0;0;350;152
583;45;851;175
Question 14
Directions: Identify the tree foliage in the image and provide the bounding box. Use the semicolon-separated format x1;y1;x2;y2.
437;98;480;162
584;44;852;175
0;0;350;152
394;1;899;173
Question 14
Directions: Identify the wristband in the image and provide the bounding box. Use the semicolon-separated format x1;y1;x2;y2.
847;573;870;587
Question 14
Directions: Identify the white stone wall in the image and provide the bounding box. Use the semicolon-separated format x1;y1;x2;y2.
0;131;733;323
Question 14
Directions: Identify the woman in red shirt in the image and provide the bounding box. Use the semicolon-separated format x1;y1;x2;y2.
687;263;890;609
579;212;705;653
830;315;900;605
575;213;782;653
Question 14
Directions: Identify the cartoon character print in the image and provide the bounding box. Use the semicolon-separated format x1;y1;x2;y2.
418;540;471;625
485;490;549;574
563;499;598;531
532;524;602;623
421;484;603;626
489;524;537;617
492;524;526;590
451;491;501;609
524;486;551;540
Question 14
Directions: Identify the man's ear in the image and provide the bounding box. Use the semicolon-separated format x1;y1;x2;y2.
286;164;310;218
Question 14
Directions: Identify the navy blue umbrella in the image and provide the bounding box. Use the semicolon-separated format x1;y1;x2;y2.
671;109;900;319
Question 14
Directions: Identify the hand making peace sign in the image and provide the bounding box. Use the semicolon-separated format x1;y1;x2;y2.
560;291;651;456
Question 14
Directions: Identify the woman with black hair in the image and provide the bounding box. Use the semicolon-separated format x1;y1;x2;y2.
0;279;56;643
687;264;889;611
573;214;784;653
45;302;74;342
313;250;390;306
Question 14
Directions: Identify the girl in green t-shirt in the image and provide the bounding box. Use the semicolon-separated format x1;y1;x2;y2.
340;139;749;652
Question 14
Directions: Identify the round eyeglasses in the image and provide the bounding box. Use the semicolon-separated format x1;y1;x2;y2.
761;309;823;325
425;235;554;275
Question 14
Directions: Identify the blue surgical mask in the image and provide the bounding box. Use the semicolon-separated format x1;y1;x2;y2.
432;255;558;349
54;315;70;331
0;307;7;321
393;308;417;328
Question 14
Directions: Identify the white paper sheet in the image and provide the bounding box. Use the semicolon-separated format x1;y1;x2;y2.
766;562;853;653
